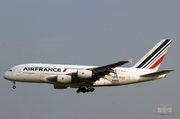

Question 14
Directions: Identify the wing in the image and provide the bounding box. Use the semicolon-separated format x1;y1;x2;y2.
90;58;133;73
83;58;133;84
47;59;133;86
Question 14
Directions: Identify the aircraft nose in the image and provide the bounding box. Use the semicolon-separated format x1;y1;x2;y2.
3;72;10;80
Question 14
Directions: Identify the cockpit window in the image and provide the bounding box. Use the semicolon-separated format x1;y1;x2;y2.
8;70;12;71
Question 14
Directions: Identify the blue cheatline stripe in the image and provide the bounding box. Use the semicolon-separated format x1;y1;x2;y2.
136;40;170;68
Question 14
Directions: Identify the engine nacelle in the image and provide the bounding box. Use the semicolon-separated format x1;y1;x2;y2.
77;70;92;78
57;75;72;83
54;84;68;89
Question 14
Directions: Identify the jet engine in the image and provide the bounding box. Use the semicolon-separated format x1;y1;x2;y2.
77;70;92;78
57;75;72;83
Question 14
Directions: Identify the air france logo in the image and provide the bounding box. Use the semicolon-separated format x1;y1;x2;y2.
23;67;61;72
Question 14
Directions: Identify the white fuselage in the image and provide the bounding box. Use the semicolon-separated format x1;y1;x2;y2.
3;39;173;93
4;63;165;88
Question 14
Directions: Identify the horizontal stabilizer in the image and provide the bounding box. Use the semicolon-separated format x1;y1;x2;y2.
140;70;174;77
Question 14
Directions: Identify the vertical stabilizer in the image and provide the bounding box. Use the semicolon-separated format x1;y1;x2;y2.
133;39;172;71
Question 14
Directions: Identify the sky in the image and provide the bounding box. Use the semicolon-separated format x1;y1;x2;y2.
0;0;179;119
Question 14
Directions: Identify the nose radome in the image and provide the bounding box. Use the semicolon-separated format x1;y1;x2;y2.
3;72;9;79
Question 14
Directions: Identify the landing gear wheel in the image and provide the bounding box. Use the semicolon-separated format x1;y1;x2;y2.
76;90;80;93
76;87;95;93
90;88;95;92
12;82;16;89
12;85;16;89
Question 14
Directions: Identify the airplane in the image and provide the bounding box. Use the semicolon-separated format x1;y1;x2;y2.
3;39;174;93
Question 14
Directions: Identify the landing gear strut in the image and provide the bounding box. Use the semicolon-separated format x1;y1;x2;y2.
12;82;16;89
76;87;95;93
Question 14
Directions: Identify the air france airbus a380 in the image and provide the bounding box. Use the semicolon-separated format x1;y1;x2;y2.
4;39;174;93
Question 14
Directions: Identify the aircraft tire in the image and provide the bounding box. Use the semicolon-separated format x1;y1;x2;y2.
12;85;16;89
90;88;95;92
76;90;80;93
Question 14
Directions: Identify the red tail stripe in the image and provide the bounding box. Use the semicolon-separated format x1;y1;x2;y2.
149;54;166;69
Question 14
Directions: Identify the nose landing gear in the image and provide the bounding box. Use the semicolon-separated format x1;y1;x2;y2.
12;82;16;89
76;87;95;93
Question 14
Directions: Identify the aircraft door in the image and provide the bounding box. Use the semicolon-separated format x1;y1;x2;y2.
16;68;21;76
117;69;120;79
40;71;44;77
126;75;130;81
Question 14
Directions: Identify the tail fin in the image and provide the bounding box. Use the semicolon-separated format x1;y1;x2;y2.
133;39;172;71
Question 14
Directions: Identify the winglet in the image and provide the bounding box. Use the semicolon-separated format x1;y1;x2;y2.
128;58;134;64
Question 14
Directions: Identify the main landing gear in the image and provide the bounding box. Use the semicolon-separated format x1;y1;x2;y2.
12;81;16;89
76;87;95;93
